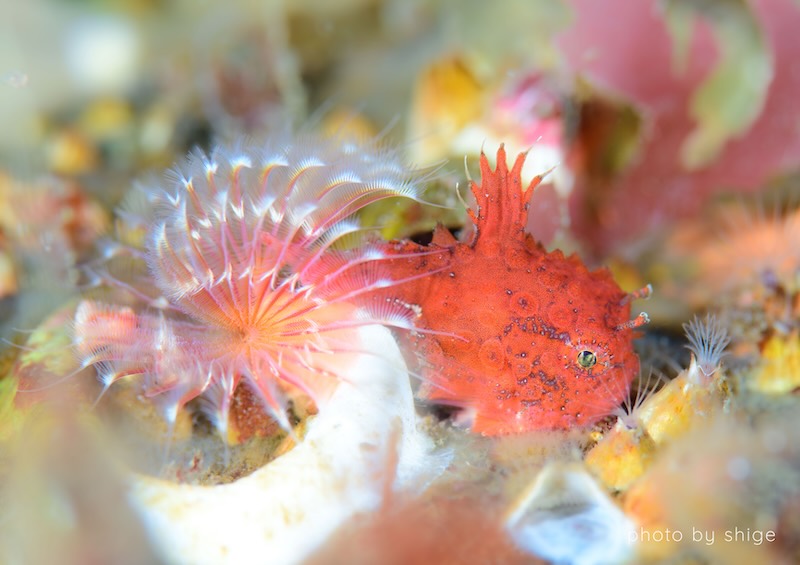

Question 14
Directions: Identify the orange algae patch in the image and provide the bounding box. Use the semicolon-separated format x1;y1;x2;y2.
383;146;642;434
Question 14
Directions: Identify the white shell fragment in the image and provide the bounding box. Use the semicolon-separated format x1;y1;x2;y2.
505;463;635;565
129;325;445;565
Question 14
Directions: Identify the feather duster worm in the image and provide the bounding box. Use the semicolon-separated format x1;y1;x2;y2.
73;132;426;437
382;145;647;435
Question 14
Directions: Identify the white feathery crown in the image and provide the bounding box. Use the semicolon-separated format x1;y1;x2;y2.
75;131;426;438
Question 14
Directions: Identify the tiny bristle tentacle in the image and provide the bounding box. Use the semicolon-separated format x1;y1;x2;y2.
614;369;668;430
15;361;96;394
82;254;168;309
303;182;417;241
299;242;448;290
356;299;418;331
307;259;395;303
143;360;211;416
243;357;296;435
292;225;375;283
149;363;211;455
196;368;237;442
320;304;467;343
269;354;326;404
577;359;636;424
683;313;731;382
92;364;144;407
73;302;140;362
313;261;452;310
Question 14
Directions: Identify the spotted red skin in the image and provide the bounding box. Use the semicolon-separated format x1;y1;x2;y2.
383;146;639;435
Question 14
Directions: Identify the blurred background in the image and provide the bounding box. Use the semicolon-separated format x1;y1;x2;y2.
2;1;800;563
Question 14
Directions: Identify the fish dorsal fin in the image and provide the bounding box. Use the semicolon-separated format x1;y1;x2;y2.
431;223;458;246
467;145;542;249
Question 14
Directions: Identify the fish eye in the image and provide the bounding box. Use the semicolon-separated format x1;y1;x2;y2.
577;350;597;369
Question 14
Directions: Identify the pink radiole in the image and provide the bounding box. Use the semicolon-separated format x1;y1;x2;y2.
74;132;427;437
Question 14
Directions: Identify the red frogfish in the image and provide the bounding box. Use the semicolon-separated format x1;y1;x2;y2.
383;146;647;435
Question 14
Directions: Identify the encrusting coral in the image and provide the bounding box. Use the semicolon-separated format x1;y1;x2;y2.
586;314;730;492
